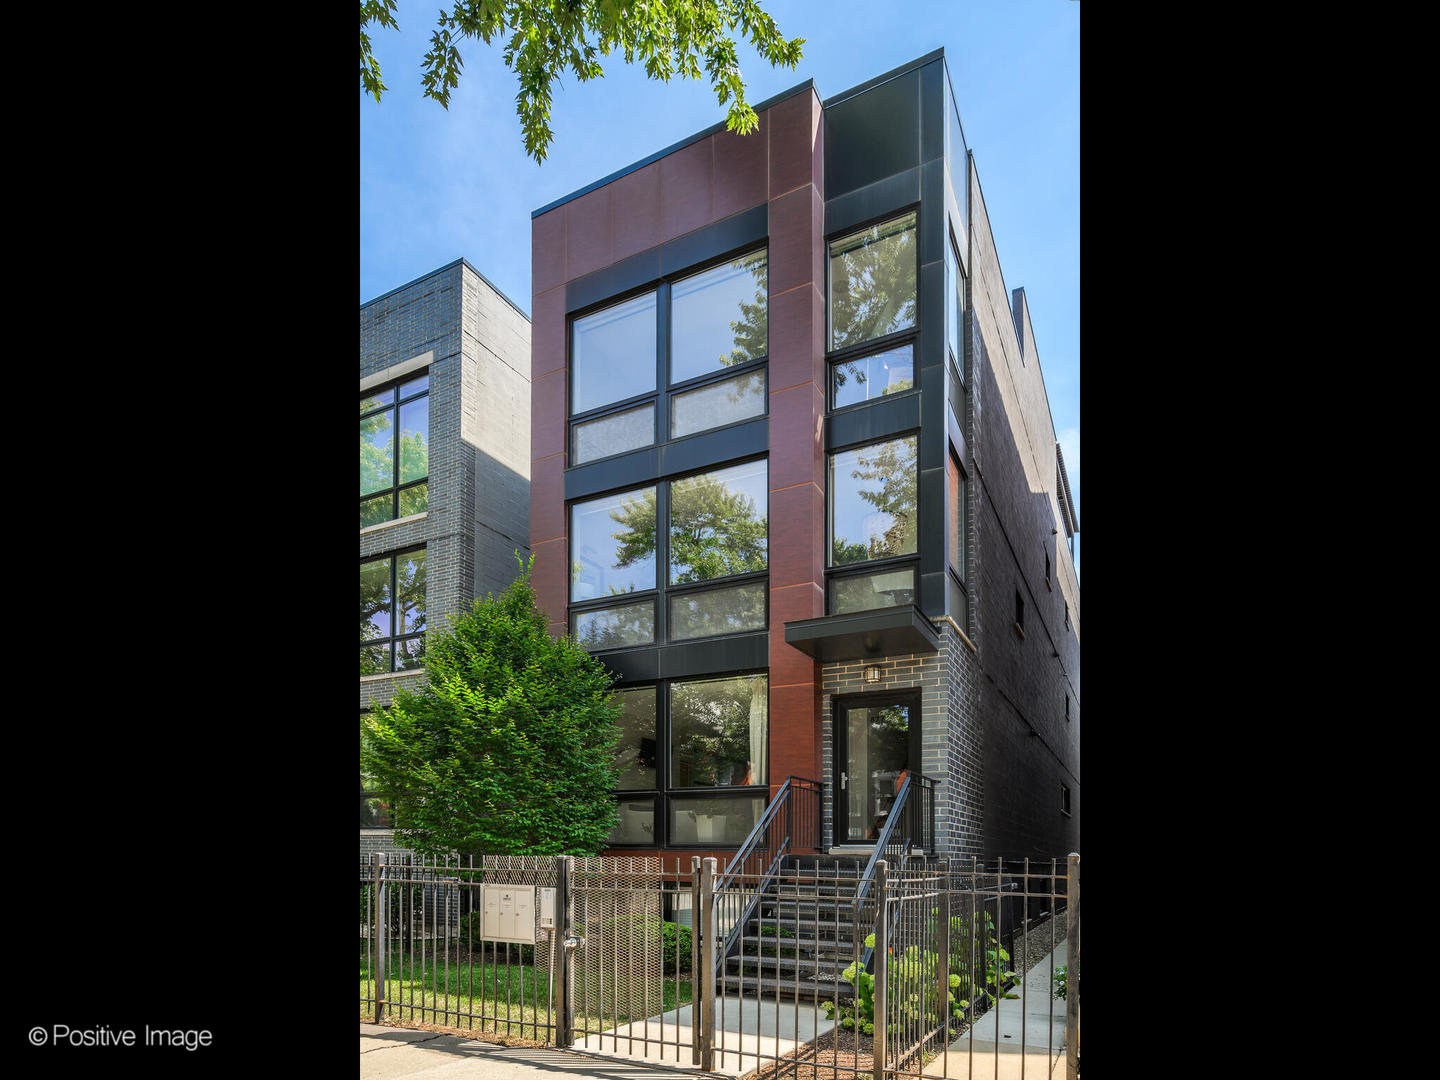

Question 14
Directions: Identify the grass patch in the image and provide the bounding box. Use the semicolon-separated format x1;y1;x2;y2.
360;946;693;1035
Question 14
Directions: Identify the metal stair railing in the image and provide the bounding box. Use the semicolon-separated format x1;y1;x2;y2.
711;775;822;973
853;772;938;970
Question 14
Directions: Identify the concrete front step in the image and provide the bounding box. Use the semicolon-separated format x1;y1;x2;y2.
723;953;854;979
737;935;865;953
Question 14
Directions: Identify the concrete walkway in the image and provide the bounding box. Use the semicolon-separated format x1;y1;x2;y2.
575;992;833;1076
941;940;1068;1079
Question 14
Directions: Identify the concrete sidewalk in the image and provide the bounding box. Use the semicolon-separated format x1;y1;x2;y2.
574;992;832;1075
361;1024;715;1080
941;940;1068;1078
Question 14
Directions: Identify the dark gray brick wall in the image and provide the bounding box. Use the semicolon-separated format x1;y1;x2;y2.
819;622;982;857
966;158;1079;860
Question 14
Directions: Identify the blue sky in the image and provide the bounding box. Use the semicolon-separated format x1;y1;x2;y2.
360;0;1079;575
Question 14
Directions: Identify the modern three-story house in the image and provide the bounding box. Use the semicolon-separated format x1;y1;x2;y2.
527;49;1079;865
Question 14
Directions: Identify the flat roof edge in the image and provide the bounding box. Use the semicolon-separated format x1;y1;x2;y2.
531;79;817;219
821;47;946;108
360;258;530;322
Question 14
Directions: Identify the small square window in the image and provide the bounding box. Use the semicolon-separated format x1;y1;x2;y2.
1061;784;1071;816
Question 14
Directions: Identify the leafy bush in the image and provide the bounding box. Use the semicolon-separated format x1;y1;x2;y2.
947;909;1020;1020
661;921;692;974
820;933;877;1035
361;556;623;858
820;909;1022;1035
1053;965;1066;1000
360;882;424;941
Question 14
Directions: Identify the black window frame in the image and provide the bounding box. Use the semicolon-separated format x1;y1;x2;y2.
1060;783;1071;817
945;224;968;427
567;456;771;651
947;445;970;627
824;431;921;617
826;209;920;357
360;546;427;675
825;207;922;416
567;245;770;467
360;373;430;529
1014;588;1025;636
605;670;771;850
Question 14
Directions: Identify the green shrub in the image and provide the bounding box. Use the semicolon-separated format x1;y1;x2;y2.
661;921;693;974
1053;965;1066;1000
360;882;423;941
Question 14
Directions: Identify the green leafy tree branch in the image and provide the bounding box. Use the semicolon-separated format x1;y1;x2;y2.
360;0;806;163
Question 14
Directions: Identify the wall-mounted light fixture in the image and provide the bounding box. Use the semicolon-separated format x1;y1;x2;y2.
864;665;882;685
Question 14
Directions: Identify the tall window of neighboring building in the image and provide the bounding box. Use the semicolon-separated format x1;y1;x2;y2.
569;460;768;650
360;549;427;674
569;249;768;465
827;435;918;614
608;673;769;848
360;374;429;529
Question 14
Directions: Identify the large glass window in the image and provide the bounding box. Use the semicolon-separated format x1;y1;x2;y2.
828;567;915;614
572;403;655;466
945;232;966;426
360;375;429;529
670;252;768;384
831;343;914;410
613;687;659;790
571;291;657;415
827;436;918;615
829;436;918;566
670;674;768;788
948;452;966;581
569;249;768;463
606;674;769;848
828;213;917;351
570;486;658;602
570;462;767;650
668;460;768;584
671;370;766;439
360;548;426;674
669;580;766;641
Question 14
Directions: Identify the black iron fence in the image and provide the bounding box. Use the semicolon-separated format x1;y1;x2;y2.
359;851;1080;1080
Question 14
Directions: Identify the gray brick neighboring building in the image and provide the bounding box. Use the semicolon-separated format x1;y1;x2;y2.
360;259;531;851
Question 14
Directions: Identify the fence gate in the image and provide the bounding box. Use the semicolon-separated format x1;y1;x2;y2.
878;855;1079;1080
568;857;702;1064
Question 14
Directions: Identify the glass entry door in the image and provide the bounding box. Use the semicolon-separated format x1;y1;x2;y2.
832;691;919;845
